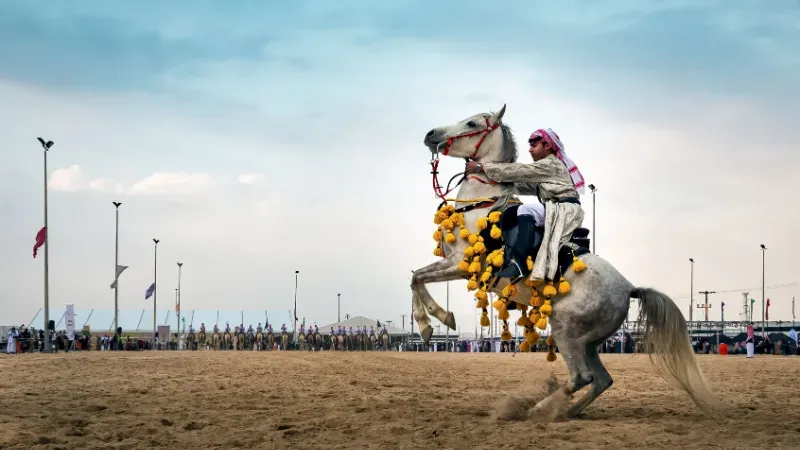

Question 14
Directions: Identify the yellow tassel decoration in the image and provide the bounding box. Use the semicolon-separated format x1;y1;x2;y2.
529;289;542;307
473;241;487;254
433;247;443;257
498;308;510;321
529;309;541;325
500;322;512;341
458;259;469;272
468;234;479;245
488;211;502;223
476;296;489;309
501;284;517;298
492;298;505;310
492;252;504;268
463;246;475;259
490;225;502;239
450;213;464;226
440;218;454;231
536;317;548;330
519;341;531;352
517;314;531;327
477;217;489;230
480;310;490;327
558;277;571;294
459;228;470;239
543;282;557;299
539;299;553;317
433;230;443;241
526;330;540;344
527;256;534;271
445;232;457;244
546;335;555;346
475;288;488;302
571;256;587;273
546;350;557;362
467;275;479;291
468;257;482;274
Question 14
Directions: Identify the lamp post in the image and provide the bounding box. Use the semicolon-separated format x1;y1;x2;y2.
152;238;159;345
37;137;54;352
588;184;597;254
337;293;341;323
760;244;766;337
293;270;299;344
177;261;183;347
113;202;122;333
689;258;694;322
445;281;449;351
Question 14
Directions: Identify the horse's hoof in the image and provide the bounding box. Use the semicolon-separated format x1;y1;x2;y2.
443;312;457;331
420;325;433;344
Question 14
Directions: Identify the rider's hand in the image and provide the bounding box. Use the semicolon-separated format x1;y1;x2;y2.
465;161;482;174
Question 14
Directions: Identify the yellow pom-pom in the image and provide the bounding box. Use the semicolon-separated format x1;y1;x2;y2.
433;214;443;225
517;314;531;327
539;299;553;316
467;276;479;291
480;270;492;283
500;329;512;341
458;259;469;272
463;246;475;258
433;247;443;257
468;234;479;245
546;351;557;362
492;253;504;267
558;277;571;294
492;298;505;310
518;303;528;314
526;330;540;344
527;256;534;271
490;225;502;239
444;204;455;214
459;228;470;239
433;230;443;241
543;282;557;298
546;335;555;346
529;309;541;325
519;341;531;352
468;257;482;274
437;211;449;221
572;256;587;273
529;290;543;307
473;241;486;254
536;317;548;330
476;296;489;309
440;218;454;231
488;211;502;223
445;232;457;244
501;284;517;298
480;311;490;327
476;217;489;230
450;213;464;226
498;308;510;320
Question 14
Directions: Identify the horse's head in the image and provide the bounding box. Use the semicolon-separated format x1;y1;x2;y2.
423;104;516;162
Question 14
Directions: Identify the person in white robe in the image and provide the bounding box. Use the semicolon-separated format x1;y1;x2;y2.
6;327;18;354
466;128;585;282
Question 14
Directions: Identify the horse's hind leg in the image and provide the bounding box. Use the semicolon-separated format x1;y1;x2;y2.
531;339;594;417
566;344;613;418
412;287;434;343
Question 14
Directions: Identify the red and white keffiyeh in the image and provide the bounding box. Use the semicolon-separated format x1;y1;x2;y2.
530;128;585;194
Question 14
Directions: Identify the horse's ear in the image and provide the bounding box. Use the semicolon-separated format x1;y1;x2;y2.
492;104;507;124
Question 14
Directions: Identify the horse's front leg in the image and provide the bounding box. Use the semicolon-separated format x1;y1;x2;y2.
411;256;460;342
413;264;469;331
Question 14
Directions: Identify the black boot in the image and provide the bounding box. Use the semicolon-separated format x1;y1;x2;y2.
494;215;538;282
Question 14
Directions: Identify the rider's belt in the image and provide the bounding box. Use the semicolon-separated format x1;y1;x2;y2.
552;197;580;205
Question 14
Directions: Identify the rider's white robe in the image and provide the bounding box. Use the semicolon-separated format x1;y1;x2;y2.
6;330;17;354
482;153;584;281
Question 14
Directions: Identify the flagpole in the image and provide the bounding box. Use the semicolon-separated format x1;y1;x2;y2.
113;202;121;334
38;137;54;352
177;261;182;349
293;270;299;346
153;238;159;346
760;244;766;338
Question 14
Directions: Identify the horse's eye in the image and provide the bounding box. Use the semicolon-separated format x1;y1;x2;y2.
466;121;477;128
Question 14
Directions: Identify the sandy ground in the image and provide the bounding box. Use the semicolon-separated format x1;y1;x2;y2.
1;351;799;449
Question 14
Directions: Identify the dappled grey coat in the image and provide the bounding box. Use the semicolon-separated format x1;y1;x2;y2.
482;154;584;280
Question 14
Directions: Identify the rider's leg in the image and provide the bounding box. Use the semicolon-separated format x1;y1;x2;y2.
494;203;545;281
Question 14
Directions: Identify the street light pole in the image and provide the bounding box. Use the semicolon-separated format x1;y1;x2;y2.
37;137;54;352
293;270;299;344
153;239;159;345
337;293;341;323
689;258;694;322
760;244;766;337
177;261;183;347
113;202;122;333
588;184;597;254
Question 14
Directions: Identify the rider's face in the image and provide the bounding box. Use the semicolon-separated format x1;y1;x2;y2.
528;137;552;161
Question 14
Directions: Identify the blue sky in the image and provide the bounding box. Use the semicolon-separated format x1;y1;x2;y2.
1;1;798;333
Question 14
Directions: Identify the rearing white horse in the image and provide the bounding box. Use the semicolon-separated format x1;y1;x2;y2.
411;105;717;417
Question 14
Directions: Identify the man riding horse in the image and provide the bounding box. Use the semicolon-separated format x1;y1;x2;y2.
465;127;585;284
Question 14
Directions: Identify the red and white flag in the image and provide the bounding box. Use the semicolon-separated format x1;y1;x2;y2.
33;226;46;258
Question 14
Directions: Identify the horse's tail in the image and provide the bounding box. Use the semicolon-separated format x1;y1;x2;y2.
633;287;717;415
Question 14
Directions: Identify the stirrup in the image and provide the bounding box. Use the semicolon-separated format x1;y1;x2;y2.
492;260;526;287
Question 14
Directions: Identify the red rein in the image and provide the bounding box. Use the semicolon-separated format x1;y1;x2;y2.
431;117;499;201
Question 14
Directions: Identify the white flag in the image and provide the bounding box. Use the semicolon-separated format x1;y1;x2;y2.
110;264;129;288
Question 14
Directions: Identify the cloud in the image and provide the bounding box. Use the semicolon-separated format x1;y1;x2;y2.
237;173;264;185
127;172;220;196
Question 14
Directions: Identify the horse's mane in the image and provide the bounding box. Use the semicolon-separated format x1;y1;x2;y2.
498;124;518;163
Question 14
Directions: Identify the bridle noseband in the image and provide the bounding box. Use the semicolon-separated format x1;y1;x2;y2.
430;116;500;201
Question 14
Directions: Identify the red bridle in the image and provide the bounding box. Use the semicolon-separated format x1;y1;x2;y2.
430;116;500;201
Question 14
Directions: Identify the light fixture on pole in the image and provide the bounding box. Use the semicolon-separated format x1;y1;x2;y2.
337;293;341;323
760;244;766;337
177;261;183;346
689;258;694;323
293;270;299;345
37;137;54;352
113;202;122;333
152;238;159;345
588;184;597;254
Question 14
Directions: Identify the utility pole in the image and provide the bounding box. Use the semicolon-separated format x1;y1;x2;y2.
697;290;716;321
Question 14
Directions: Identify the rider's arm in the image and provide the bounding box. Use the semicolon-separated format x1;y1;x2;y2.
481;156;562;184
